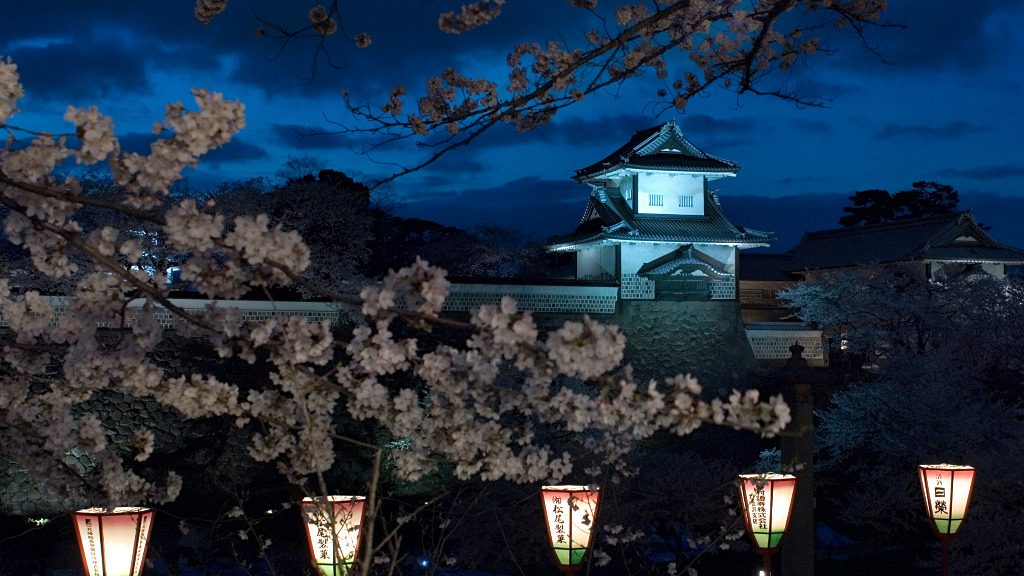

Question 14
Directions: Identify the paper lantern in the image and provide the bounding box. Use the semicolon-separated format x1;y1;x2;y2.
738;473;797;576
540;485;599;574
738;473;797;551
918;464;975;538
72;507;154;576
301;496;366;576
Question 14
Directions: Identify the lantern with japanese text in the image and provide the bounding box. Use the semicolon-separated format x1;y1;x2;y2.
72;507;154;576
738;473;797;576
300;496;366;576
918;464;976;576
540;485;599;574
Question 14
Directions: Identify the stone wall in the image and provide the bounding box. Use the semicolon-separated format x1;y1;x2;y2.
612;300;760;394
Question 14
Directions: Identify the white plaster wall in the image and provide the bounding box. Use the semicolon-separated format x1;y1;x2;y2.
699;245;737;272
617;176;633;206
931;260;1005;279
620;243;681;275
577;245;617;279
620;243;736;275
636;173;704;216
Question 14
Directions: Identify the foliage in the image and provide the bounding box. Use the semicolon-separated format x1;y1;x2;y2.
275;155;326;182
0;0;895;568
785;267;1024;572
0;53;792;574
210;170;374;296
817;354;1024;574
780;266;1024;373
367;215;553;280
838;181;960;228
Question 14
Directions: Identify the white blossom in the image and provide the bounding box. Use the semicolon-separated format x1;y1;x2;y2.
0;56;791;509
0;57;23;123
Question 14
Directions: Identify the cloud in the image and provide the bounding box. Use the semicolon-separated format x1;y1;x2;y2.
681;114;758;136
676;114;761;150
831;0;1024;74
203;139;271;165
9;41;151;102
472;113;650;150
115;131;268;166
776;176;830;186
395;177;587;240
874;121;988;140
791;119;831;133
271;124;364;151
935;164;1024;181
422;151;486;174
117;132;159;155
467;112;759;153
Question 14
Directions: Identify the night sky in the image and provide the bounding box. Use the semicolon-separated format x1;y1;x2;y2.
4;1;1023;251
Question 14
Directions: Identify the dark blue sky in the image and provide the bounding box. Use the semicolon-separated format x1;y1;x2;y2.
4;1;1023;250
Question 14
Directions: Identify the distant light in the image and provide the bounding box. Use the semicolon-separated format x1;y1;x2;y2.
419;558;429;567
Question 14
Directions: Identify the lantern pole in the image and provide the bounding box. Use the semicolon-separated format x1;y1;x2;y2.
940;537;950;576
760;550;774;576
918;464;975;576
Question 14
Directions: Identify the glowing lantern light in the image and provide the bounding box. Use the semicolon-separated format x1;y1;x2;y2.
918;464;976;576
301;496;366;576
738;473;797;576
540;485;599;574
918;464;975;537
72;507;154;576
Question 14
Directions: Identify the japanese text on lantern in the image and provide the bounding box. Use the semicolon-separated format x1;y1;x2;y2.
134;514;150;576
551;495;567;544
749;486;768;530
316;523;332;560
84;518;100;576
933;475;948;515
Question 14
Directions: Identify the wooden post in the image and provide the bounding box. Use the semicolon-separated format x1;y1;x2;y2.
780;342;816;576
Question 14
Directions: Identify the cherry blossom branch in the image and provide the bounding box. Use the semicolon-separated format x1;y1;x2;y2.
0;194;219;334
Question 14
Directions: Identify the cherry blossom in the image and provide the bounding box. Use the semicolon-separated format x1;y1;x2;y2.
0;37;794;571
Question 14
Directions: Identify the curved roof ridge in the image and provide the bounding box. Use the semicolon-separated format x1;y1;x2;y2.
574;121;737;180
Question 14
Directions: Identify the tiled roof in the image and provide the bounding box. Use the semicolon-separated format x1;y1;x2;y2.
923;245;1024;262
547;188;772;249
783;212;1024;271
574;121;737;180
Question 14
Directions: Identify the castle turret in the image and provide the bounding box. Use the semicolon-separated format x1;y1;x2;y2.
548;121;772;301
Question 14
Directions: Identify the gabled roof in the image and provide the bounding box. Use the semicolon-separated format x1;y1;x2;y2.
574;121;738;181
637;244;733;279
783;212;1024;271
547;187;773;250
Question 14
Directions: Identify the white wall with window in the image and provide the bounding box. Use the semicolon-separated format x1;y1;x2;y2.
635;172;704;215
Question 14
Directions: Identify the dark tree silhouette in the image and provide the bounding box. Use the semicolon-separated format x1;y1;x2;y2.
839;181;959;228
